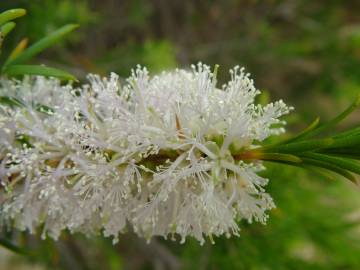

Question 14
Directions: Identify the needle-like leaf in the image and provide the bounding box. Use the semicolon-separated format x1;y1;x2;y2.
0;9;26;26
301;157;357;184
262;138;334;153
284;117;320;143
3;64;77;81
4;38;28;66
300;95;360;139
332;126;360;139
328;134;360;149
301;152;360;175
1;22;16;37
235;151;302;163
4;24;78;67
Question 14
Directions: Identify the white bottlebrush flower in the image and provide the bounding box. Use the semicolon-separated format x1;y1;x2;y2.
0;63;293;244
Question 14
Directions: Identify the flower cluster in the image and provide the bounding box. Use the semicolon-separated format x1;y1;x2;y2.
0;64;292;244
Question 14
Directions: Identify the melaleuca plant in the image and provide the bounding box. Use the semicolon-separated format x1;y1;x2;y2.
0;7;360;253
0;63;359;247
0;8;77;80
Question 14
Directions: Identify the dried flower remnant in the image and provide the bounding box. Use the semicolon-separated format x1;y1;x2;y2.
0;64;293;244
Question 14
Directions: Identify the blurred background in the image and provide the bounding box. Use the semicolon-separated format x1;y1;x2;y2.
0;0;360;269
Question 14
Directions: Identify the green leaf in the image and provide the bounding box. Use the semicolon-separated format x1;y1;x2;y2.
3;64;77;81
329;134;360;149
4;38;28;66
1;22;16;37
253;153;302;163
0;9;26;26
300;95;360;139
269;160;356;183
300;157;357;184
262;138;334;153
0;22;16;52
332;126;360;139
301;152;360;175
321;147;360;157
5;24;78;67
320;152;360;160
0;237;28;256
284;117;321;144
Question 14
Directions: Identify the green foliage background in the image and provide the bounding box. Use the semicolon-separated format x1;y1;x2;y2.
0;1;359;269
